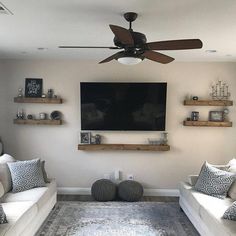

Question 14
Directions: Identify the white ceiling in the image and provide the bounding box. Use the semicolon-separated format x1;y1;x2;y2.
0;0;236;62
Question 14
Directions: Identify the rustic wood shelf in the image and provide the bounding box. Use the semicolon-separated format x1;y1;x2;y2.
14;97;62;104
14;119;62;125
183;99;233;106
183;120;232;127
78;144;170;151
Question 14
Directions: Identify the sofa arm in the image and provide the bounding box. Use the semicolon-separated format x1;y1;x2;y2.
188;175;198;186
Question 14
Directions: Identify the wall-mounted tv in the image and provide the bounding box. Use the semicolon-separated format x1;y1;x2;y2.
80;82;167;131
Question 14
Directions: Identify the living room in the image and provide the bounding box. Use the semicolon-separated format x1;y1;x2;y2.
0;1;236;236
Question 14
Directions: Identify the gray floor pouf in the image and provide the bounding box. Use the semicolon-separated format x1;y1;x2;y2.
91;179;117;201
118;180;143;202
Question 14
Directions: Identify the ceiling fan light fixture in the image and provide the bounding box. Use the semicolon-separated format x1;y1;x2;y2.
117;56;143;65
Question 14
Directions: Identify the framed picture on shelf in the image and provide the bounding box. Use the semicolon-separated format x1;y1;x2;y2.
80;132;91;144
25;78;43;97
209;111;224;122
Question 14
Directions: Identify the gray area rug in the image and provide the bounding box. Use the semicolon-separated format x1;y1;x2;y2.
36;201;199;236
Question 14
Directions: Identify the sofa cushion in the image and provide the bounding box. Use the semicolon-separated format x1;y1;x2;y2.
1;179;56;211
0;201;37;236
0;205;7;224
0;154;15;193
7;159;46;193
194;162;235;198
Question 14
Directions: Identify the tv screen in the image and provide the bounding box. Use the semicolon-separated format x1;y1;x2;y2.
80;82;167;131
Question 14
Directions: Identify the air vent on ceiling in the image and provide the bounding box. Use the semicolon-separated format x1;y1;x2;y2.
0;2;13;15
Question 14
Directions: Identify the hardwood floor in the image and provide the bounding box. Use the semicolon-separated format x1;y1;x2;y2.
57;194;179;202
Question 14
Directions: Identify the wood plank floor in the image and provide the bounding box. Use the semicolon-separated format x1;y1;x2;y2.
57;194;179;202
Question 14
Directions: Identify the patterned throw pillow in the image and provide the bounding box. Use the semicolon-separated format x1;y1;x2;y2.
194;162;236;198
7;159;46;193
0;205;7;224
223;201;236;221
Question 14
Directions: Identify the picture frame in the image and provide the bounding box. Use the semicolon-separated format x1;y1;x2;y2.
80;132;91;144
209;111;224;122
25;78;43;97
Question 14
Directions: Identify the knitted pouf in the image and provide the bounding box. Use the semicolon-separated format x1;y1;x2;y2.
118;180;143;202
91;179;117;201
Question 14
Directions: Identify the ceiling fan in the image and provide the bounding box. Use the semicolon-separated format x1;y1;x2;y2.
59;12;203;65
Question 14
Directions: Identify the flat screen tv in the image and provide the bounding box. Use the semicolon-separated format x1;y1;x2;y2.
80;82;167;131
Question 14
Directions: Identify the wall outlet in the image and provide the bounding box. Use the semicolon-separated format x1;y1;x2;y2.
127;174;134;180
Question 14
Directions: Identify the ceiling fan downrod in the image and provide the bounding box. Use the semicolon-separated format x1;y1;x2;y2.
124;12;138;30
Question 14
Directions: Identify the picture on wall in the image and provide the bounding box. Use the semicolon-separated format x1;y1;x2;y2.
25;78;43;97
80;132;91;144
209;111;224;122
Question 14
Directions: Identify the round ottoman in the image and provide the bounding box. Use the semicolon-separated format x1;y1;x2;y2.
118;180;143;202
91;179;117;201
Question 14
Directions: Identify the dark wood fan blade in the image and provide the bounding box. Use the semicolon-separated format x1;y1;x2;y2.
145;39;203;50
109;25;134;45
59;46;119;49
99;51;124;64
143;51;174;64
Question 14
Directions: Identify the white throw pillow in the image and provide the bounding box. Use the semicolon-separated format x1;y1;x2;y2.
0;154;16;192
228;160;236;200
0;182;4;198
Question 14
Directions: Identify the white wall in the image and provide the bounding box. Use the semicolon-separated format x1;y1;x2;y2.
0;61;8;147
1;60;236;190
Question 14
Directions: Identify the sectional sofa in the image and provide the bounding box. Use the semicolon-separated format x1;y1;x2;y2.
0;179;56;236
0;144;57;236
179;176;236;236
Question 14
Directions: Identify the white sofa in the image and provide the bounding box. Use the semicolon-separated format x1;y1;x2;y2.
179;181;236;236
0;179;57;236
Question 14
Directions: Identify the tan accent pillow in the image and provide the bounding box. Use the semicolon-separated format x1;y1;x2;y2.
0;154;16;192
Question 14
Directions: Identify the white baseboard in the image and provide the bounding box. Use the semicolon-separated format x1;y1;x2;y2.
57;187;179;197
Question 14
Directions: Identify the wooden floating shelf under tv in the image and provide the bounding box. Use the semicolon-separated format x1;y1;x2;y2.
14;119;62;125
183;99;233;106
14;97;62;104
78;144;170;151
183;120;232;127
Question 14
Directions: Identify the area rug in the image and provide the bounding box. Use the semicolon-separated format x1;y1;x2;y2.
36;201;199;236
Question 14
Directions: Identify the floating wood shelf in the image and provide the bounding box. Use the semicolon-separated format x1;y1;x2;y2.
14;97;62;104
183;120;232;127
14;119;62;125
78;144;170;151
183;100;233;106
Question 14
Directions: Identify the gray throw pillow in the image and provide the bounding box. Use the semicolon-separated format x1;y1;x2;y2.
40;160;50;183
7;158;46;193
0;205;7;224
223;201;236;221
194;162;236;198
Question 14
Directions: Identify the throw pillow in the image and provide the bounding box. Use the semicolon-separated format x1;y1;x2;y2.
0;154;16;192
0;182;5;198
40;160;50;183
0;205;7;224
7;158;46;193
223;201;236;221
194;162;236;198
228;162;236;200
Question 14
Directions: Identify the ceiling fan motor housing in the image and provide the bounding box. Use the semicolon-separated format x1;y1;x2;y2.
113;31;147;48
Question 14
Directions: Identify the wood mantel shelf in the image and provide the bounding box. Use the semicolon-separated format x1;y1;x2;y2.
183;120;232;127
183;99;233;106
14;97;62;104
14;119;62;125
78;144;170;151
